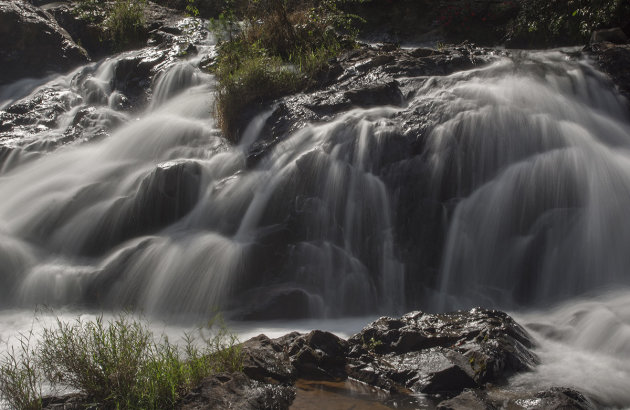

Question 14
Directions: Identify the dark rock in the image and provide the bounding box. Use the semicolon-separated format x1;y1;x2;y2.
178;372;295;410
79;160;203;256
344;80;404;108
241;334;298;383
439;386;595;410
247;44;495;155
346;308;538;396
437;389;495;410
590;28;629;45
39;311;593;409
45;3;114;59
42;393;93;410
589;43;630;101
0;0;89;84
288;330;349;380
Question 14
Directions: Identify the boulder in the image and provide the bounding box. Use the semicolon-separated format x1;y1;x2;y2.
241;333;298;383
287;330;349;380
178;372;295;410
589;43;630;101
346;308;538;396
590;28;628;45
0;0;89;84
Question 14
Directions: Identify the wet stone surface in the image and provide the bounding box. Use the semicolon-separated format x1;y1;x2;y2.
0;4;210;174
40;309;594;409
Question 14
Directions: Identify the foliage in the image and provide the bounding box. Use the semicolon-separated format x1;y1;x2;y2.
186;0;200;17
105;0;148;50
507;0;630;47
0;330;42;410
0;314;242;410
210;0;365;140
362;336;382;351
72;0;148;50
74;0;104;23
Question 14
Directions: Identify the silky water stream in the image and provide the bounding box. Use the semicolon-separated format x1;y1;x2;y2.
1;38;630;407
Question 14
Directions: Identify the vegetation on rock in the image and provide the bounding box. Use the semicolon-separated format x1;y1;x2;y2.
209;0;364;140
507;0;630;47
74;0;148;50
0;314;242;410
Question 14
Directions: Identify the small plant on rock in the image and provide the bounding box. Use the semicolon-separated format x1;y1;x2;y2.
0;313;243;410
210;0;366;141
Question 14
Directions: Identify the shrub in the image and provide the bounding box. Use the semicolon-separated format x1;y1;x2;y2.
211;0;364;140
105;0;148;50
74;0;104;23
0;314;243;410
0;331;42;410
507;0;630;47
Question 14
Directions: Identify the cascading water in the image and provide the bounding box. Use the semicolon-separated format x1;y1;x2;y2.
2;25;630;405
1;46;630;316
0;32;407;319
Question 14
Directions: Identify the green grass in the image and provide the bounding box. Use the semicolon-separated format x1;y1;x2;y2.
0;314;242;410
0;331;42;410
105;0;148;50
210;0;363;141
73;0;148;50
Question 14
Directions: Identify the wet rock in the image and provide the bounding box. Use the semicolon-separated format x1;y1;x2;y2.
590;28;628;45
45;3;114;59
241;334;298;383
589;43;630;101
437;389;495;410
42;393;92;410
288;330;349;380
0;16;208;170
248;43;496;157
80;160;203;256
0;0;89;84
346;309;538;396
344;80;404;108
438;386;595;410
178;372;295;410
39;311;593;409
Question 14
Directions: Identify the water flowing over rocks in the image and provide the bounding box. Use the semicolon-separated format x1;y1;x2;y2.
0;7;209;174
0;0;89;85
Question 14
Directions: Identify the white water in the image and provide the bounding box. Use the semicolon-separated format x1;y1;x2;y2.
513;289;630;408
2;30;630;406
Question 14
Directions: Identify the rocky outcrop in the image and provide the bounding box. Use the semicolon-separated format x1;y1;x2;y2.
588;42;630;102
45;1;188;59
233;308;592;409
0;0;89;85
0;12;209;174
346;309;538;395
40;309;594;409
246;43;499;161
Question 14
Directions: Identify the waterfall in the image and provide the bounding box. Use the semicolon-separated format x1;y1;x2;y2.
0;43;629;322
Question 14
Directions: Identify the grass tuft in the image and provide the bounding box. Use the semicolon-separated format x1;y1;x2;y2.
210;0;363;141
0;314;242;410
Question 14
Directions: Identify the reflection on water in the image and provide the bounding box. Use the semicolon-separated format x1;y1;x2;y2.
292;379;430;410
